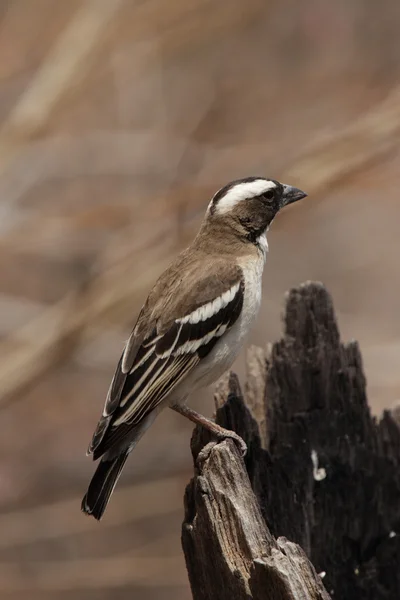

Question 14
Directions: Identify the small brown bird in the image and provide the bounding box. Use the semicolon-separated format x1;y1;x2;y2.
82;177;306;519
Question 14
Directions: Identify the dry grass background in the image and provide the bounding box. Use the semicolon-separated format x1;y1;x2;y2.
1;1;400;598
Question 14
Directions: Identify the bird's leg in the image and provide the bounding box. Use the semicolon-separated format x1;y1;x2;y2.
170;403;247;457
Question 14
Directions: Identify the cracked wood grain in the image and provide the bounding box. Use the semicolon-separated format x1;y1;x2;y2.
182;282;400;599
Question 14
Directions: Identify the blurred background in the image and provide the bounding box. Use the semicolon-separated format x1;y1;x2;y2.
0;0;400;598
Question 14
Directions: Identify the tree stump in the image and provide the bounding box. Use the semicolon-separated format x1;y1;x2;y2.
182;282;400;599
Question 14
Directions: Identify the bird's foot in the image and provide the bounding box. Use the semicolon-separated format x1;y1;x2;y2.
215;429;247;457
170;403;247;459
196;430;247;466
196;441;218;465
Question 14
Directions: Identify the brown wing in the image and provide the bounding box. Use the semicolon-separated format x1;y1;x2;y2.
87;256;244;459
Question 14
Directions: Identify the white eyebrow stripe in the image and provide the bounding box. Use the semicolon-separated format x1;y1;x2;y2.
178;282;241;325
213;179;276;214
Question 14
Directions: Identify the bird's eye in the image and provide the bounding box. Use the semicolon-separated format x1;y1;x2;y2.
264;190;274;200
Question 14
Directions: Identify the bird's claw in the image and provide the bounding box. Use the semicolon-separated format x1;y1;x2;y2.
217;430;247;457
196;441;218;466
195;431;247;467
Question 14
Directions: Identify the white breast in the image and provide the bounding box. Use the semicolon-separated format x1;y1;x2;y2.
234;249;265;343
185;248;265;390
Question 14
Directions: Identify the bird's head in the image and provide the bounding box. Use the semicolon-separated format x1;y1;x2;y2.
206;177;307;247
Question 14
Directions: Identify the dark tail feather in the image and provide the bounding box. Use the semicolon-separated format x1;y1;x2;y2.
81;451;129;520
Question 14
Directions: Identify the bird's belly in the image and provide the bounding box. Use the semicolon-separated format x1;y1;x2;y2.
168;253;264;403
200;323;249;384
190;265;263;390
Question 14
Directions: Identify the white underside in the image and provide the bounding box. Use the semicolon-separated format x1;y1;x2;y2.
167;246;266;405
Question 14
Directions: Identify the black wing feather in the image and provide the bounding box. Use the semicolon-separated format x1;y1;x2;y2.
89;277;244;459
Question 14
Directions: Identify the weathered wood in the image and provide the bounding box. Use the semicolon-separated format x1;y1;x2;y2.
182;282;400;599
182;438;329;600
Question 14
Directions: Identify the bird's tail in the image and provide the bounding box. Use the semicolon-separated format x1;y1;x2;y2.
81;451;129;520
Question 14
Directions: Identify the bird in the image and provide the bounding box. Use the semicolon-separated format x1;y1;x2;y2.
81;176;306;519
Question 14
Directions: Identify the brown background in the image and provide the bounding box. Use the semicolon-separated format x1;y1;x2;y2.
0;1;400;598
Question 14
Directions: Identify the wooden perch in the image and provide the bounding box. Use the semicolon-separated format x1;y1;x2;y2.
182;282;400;599
182;438;329;600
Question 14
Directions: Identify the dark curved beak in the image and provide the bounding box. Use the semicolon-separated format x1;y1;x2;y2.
281;184;307;208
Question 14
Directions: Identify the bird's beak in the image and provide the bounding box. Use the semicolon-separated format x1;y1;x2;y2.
281;184;307;208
